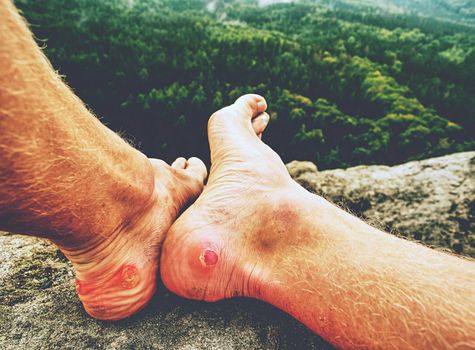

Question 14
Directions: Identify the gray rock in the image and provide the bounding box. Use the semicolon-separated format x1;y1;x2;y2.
286;160;318;178
287;151;475;258
0;232;331;349
1;152;473;350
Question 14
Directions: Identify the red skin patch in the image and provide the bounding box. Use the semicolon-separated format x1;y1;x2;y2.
201;249;219;266
75;263;140;295
121;264;140;289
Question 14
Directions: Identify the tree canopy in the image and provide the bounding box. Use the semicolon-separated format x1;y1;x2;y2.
16;0;475;169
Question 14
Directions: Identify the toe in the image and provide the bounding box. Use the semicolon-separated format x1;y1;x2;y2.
209;94;267;130
251;112;270;136
172;157;207;208
185;157;208;184
233;94;267;119
207;94;269;161
171;157;187;169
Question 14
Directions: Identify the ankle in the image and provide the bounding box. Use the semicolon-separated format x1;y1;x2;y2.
256;189;333;299
232;187;321;298
53;152;155;251
56;156;156;262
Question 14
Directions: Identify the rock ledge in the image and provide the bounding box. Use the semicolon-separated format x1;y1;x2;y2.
1;152;473;349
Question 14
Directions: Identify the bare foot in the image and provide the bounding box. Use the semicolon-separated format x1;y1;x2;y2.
161;95;306;301
60;157;207;320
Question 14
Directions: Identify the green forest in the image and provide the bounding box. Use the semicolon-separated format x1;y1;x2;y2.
17;0;475;169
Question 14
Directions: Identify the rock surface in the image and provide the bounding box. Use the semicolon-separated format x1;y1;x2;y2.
288;151;475;257
1;151;474;349
0;233;330;350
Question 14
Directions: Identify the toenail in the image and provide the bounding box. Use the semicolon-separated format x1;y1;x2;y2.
121;264;140;289
200;249;219;266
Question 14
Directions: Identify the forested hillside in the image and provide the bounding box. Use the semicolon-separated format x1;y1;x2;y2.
16;0;475;168
325;0;475;25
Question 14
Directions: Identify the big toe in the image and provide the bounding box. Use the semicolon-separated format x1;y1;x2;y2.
233;94;267;121
209;94;267;133
208;94;269;159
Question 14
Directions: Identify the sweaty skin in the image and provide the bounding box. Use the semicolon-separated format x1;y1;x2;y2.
161;95;475;349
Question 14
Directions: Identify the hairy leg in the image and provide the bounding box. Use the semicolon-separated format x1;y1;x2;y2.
161;95;475;349
0;0;208;320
